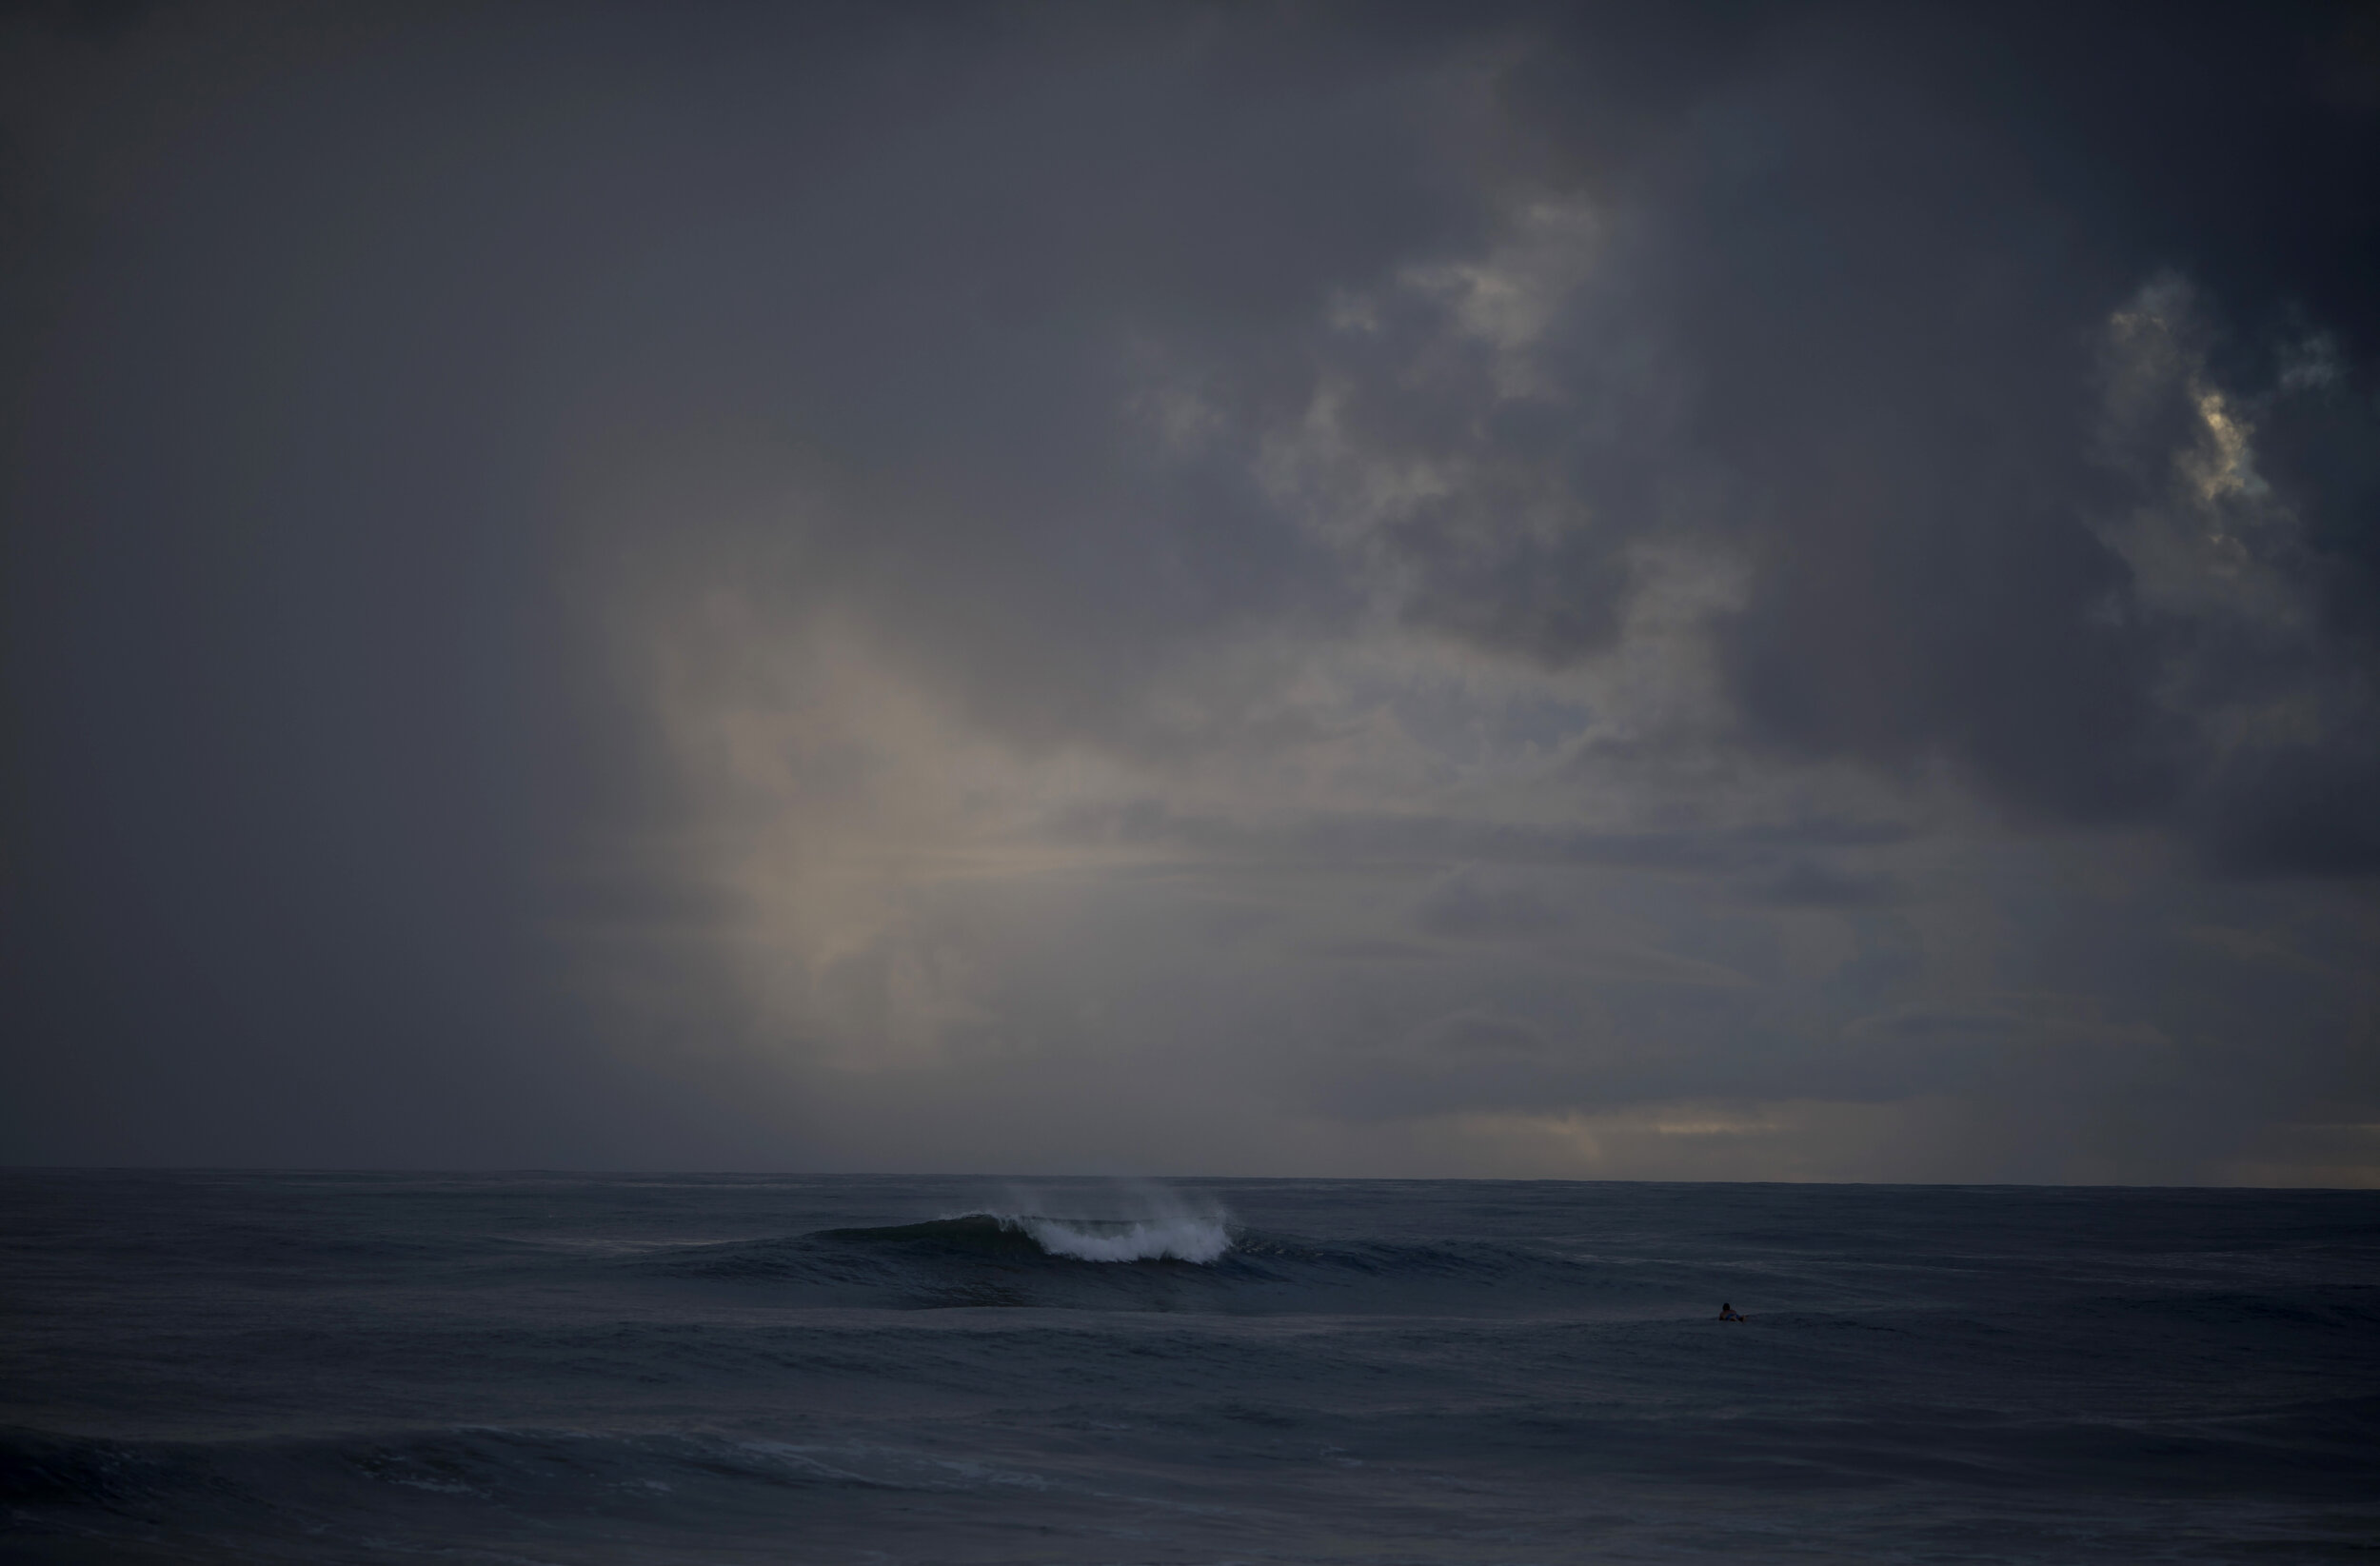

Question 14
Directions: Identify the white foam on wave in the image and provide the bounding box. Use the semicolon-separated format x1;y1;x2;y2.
1016;1213;1233;1264
967;1181;1235;1263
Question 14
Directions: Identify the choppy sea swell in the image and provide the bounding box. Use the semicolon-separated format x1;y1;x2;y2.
643;1205;1667;1317
3;1174;2375;1564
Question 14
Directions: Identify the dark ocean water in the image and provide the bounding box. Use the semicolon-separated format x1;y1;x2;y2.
2;1173;2375;1564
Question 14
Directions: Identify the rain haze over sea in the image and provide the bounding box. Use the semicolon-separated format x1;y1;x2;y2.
5;0;2380;1559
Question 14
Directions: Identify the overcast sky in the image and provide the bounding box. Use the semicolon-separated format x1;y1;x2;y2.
5;1;2376;1182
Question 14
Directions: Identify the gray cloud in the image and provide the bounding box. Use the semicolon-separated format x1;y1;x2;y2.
1744;859;1894;909
1051;800;1911;873
1415;869;1569;940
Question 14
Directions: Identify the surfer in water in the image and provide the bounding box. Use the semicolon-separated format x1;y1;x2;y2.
1718;1302;1745;1321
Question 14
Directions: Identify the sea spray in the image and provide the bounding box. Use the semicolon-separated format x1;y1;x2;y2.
1012;1212;1231;1263
983;1179;1234;1263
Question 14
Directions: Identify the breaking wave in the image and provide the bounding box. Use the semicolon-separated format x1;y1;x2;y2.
823;1210;1233;1264
1011;1212;1231;1263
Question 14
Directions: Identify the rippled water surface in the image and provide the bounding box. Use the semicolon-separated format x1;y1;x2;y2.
3;1172;2375;1562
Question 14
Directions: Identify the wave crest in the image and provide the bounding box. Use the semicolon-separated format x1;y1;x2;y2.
814;1208;1235;1264
1012;1213;1231;1264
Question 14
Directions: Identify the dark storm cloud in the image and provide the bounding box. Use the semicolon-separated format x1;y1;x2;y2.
540;7;1497;755
0;1;1502;1162
1062;1;2380;878
2;0;2374;1175
1485;3;2380;869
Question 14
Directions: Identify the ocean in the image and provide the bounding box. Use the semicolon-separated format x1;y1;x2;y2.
2;1172;2373;1563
